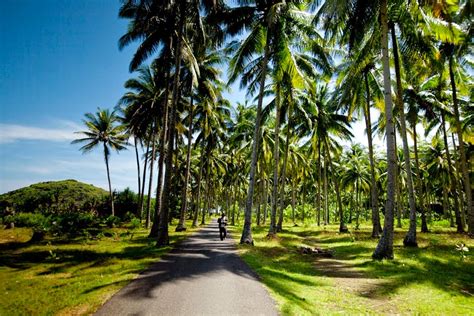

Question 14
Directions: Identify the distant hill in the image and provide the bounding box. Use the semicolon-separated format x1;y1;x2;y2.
0;180;109;214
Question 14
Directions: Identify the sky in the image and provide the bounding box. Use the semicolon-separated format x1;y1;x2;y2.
0;0;380;194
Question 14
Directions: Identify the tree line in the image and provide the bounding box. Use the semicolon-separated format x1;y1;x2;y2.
72;0;473;260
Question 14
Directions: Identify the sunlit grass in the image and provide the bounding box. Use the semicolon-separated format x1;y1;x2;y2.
230;220;474;315
0;220;199;316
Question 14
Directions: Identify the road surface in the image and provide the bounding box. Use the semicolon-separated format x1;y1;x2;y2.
95;219;278;316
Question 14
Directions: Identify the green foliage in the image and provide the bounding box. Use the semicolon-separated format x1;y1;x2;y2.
4;212;49;232
114;188;139;218
129;217;141;230
0;180;108;215
50;213;100;236
105;215;121;228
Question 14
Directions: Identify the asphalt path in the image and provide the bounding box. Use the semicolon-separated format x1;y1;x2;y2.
95;219;278;316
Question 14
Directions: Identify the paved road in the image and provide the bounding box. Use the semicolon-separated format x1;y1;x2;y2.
95;219;278;316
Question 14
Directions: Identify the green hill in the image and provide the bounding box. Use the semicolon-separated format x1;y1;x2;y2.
0;180;109;215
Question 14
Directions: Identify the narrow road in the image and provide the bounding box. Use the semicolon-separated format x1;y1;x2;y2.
95;219;278;316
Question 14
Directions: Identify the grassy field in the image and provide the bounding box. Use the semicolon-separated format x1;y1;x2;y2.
230;221;474;315
0;221;199;316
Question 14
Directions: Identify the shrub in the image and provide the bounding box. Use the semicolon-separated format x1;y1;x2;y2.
50;213;99;236
105;215;121;228
129;217;141;230
4;212;49;230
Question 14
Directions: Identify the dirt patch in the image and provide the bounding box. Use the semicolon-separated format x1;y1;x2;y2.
315;258;399;314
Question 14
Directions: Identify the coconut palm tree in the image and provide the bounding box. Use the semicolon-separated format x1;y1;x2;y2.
72;108;128;216
220;0;311;244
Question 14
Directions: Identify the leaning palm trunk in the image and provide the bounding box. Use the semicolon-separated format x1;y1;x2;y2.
441;113;464;232
176;96;194;232
364;71;382;237
269;85;281;236
104;146;115;216
390;24;418;247
373;0;397;260
157;10;185;246
448;55;473;235
240;29;272;245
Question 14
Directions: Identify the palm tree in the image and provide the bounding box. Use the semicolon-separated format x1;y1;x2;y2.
72;108;128;216
315;0;398;258
220;0;311;244
118;64;164;227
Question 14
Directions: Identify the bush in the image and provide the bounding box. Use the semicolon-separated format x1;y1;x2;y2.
50;213;99;236
105;215;121;228
4;212;49;230
129;217;141;230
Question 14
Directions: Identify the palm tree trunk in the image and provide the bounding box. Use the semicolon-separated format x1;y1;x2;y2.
176;96;194;232
269;84;281;236
323;151;328;225
149;64;171;238
140;138;150;221
104;146;115;216
373;0;397;260
145;124;157;229
277;102;293;231
390;23;418;247
317;139;322;226
364;71;382;237
232;183;237;226
157;6;185;246
262;179;268;225
448;54;473;236
257;177;263;226
240;27;272;245
412;123;428;232
394;133;402;228
291;179;296;225
356;182;361;230
192;151;204;227
134;137;142;218
325;139;347;233
442;113;463;232
452;134;467;228
202;152;211;225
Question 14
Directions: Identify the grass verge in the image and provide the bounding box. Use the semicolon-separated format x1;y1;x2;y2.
230;222;474;315
0;220;199;316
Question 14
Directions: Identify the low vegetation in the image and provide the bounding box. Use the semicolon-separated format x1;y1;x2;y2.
0;220;198;316
231;222;474;315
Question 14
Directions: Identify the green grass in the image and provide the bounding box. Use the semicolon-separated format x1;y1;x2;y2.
230;221;474;315
0;220;199;316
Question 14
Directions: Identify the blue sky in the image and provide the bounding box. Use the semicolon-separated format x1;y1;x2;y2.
0;0;376;194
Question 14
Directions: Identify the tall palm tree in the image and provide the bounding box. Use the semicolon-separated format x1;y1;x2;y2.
220;0;310;244
72;108;128;216
118;64;164;227
315;0;398;258
421;0;473;235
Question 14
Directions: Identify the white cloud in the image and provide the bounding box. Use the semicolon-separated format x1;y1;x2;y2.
0;122;81;144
